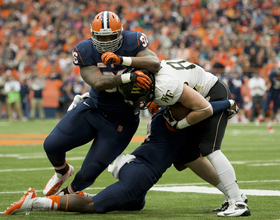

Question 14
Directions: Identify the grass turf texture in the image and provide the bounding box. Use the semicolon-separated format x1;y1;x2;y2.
0;119;280;219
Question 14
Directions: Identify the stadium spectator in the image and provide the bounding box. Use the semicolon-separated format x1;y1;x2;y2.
29;74;46;120
260;62;280;133
0;74;7;118
70;75;85;97
59;74;75;115
4;73;27;121
19;76;30;119
228;73;249;123
248;72;266;124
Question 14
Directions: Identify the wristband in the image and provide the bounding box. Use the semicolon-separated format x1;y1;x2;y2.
121;73;131;84
177;117;191;129
194;104;211;112
122;57;132;66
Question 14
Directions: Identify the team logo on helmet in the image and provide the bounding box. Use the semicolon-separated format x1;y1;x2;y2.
118;68;155;110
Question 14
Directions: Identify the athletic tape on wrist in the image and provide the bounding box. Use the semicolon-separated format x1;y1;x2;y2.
194;104;211;112
177;118;191;129
121;73;131;84
122;57;132;66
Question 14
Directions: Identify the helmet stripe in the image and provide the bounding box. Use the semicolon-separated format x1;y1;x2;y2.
101;11;109;29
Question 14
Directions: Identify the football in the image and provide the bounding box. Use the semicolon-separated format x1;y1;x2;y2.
169;102;191;120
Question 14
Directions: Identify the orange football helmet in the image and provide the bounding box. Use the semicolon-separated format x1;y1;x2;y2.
91;11;123;54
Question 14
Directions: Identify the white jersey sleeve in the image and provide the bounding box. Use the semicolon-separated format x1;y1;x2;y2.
153;60;218;105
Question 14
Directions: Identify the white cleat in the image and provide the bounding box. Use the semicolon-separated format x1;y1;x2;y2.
217;201;251;217
4;188;38;215
43;165;74;196
212;193;248;213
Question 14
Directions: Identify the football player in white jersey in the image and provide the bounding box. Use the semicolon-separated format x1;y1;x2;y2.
117;60;250;217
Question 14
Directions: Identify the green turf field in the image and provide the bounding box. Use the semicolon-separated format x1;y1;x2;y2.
0;119;280;219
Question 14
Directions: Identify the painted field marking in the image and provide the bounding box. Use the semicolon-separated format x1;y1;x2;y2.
150;185;280;196
0;185;278;197
0;135;146;146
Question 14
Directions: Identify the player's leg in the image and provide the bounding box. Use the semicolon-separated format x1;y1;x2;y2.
62;114;140;193
201;80;250;216
267;95;280;132
43;104;97;196
186;155;221;187
92;158;154;213
4;188;95;215
173;124;230;206
262;92;271;120
249;96;257;122
34;194;94;213
200;113;250;216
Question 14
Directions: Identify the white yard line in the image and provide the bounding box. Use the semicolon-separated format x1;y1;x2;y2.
0;185;279;197
150;185;280;196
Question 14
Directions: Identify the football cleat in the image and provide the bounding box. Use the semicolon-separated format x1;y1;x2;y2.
217;201;251;217
241;193;248;204
43;165;74;196
4;188;38;215
227;100;239;119
75;191;94;197
212;199;229;213
212;193;248;213
55;187;95;197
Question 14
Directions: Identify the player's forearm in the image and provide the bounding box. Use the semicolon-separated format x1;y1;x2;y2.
84;74;123;90
80;65;123;90
185;107;213;125
129;56;161;73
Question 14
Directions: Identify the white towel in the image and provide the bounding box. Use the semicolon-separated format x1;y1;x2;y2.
108;154;136;179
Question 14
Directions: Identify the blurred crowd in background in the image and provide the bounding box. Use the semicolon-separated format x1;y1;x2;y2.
0;0;280;124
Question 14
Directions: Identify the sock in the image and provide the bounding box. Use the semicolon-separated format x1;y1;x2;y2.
55;164;69;175
67;182;75;194
207;150;242;204
33;196;60;211
215;182;229;200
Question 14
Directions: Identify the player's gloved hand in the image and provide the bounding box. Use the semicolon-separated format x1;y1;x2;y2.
227;99;239;119
130;70;152;89
163;107;179;131
67;92;90;112
101;52;122;65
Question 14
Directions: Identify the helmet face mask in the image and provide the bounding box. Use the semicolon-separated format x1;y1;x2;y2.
91;11;123;54
118;68;155;110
